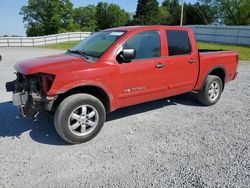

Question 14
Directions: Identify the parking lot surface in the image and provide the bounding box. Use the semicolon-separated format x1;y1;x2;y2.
0;47;249;187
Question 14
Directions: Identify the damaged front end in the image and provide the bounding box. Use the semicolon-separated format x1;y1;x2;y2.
6;73;56;119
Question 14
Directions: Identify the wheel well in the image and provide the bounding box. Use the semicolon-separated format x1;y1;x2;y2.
51;86;111;114
209;68;226;88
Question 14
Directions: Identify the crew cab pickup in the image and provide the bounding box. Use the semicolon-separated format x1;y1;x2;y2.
6;26;238;144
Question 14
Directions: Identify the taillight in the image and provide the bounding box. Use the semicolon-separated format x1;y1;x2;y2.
236;54;239;63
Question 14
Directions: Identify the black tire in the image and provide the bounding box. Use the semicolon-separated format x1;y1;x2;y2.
54;94;106;144
198;75;223;106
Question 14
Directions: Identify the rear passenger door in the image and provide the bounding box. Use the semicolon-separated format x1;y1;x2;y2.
164;30;199;96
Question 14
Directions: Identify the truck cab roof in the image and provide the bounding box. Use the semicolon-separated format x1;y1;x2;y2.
104;25;192;32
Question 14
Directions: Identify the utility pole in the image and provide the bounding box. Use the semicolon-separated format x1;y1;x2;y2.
180;0;184;26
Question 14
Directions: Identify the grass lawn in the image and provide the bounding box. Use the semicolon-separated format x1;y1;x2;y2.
40;41;250;60
198;42;250;61
39;41;79;50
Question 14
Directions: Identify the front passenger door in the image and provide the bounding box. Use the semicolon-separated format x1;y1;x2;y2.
118;30;166;107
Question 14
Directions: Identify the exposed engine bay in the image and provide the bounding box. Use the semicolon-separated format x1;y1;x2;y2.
5;72;56;119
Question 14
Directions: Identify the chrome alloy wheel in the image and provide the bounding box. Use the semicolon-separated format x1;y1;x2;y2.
68;105;99;136
208;81;220;101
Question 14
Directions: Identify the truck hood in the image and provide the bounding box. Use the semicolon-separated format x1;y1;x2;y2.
14;53;89;75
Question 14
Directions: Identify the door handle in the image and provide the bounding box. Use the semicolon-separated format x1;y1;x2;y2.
188;59;196;64
155;63;166;68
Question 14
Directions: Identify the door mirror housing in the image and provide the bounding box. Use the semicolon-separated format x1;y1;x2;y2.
117;49;136;63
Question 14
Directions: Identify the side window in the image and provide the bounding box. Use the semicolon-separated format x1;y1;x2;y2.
166;30;192;56
123;30;160;59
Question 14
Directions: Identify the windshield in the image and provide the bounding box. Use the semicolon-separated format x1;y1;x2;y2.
71;31;125;58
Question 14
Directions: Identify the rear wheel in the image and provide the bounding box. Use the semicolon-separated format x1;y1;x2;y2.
54;94;106;144
198;75;223;106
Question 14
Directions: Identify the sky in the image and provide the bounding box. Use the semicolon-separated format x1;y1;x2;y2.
0;0;195;36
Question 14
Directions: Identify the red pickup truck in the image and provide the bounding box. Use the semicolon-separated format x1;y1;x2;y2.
6;26;238;144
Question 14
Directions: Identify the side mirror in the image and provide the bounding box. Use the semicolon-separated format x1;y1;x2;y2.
0;55;2;62
117;49;136;63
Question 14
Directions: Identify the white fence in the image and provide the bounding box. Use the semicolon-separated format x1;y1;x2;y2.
188;25;250;46
0;32;91;47
1;26;250;47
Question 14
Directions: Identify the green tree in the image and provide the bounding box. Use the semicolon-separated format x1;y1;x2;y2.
133;0;161;25
73;5;97;32
96;2;109;30
162;0;182;25
199;0;250;25
96;2;129;30
221;0;250;25
159;6;170;24
183;2;217;25
20;0;79;36
107;4;130;27
161;0;218;25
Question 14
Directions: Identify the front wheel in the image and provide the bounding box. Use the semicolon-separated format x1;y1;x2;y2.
197;75;223;106
54;94;106;144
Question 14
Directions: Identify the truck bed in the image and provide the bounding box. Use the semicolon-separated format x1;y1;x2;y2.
198;49;224;53
194;50;238;91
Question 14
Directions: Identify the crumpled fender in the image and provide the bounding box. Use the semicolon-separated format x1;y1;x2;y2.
47;79;116;111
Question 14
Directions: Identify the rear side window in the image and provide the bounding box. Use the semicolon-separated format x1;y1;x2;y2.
123;30;160;59
166;30;192;56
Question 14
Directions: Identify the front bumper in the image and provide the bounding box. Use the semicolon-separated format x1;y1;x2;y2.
11;92;57;119
12;92;39;119
6;73;56;119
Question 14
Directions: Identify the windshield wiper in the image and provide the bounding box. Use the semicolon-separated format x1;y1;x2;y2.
67;49;89;60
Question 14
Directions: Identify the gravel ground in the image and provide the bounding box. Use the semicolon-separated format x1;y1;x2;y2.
0;47;249;188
